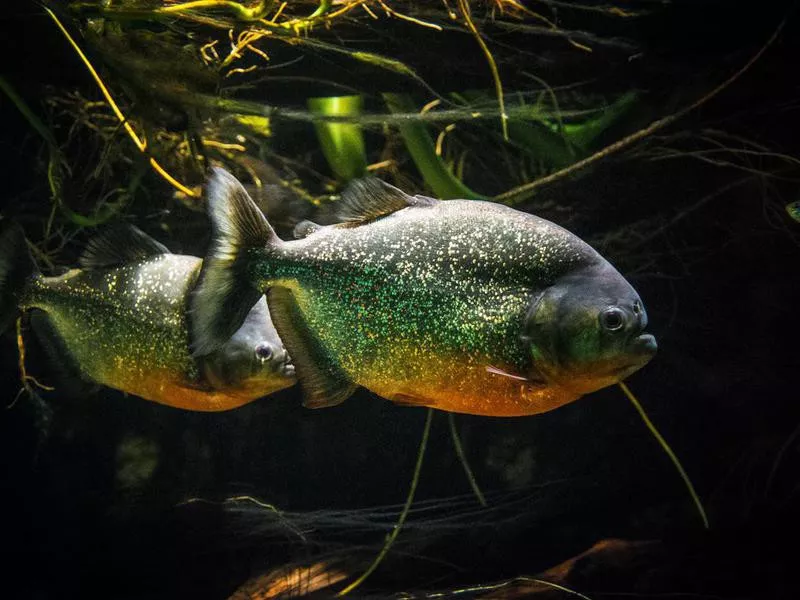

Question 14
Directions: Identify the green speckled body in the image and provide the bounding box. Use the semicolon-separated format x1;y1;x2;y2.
23;255;199;391
21;255;292;411
262;200;602;415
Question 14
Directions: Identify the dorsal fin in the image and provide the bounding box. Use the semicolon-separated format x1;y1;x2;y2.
79;224;170;269
293;220;323;239
336;178;437;225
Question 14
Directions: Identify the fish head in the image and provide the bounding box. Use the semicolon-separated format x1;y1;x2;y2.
523;260;657;395
202;296;296;395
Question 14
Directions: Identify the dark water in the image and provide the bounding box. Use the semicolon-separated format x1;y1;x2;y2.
2;2;800;599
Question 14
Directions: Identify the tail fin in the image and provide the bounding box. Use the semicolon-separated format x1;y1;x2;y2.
0;222;37;333
191;167;278;357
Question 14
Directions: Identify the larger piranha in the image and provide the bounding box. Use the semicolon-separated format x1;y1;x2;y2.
191;168;657;417
0;223;295;411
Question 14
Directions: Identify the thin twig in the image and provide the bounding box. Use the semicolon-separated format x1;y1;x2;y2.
336;408;434;596
458;0;508;140
495;16;787;204
619;381;709;529
448;413;487;506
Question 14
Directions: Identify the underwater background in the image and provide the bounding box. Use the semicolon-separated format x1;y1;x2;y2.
1;1;800;598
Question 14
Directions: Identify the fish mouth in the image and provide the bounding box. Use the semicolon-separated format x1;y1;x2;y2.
631;333;658;356
279;355;296;378
271;348;296;379
611;333;657;378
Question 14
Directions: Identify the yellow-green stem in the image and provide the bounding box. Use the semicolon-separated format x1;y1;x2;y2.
618;381;709;529
448;413;487;506
336;408;433;596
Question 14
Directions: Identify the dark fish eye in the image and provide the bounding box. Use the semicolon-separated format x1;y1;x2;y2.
600;307;626;332
255;343;273;361
632;301;642;315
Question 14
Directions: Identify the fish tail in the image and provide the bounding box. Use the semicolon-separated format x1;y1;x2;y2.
0;222;37;333
191;167;278;357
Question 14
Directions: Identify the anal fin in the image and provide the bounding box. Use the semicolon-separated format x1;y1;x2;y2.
266;287;356;408
390;393;434;408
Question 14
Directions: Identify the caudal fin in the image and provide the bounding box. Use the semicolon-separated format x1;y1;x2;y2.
191;167;278;357
0;222;37;333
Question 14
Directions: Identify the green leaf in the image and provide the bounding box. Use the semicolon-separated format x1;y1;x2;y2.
308;95;368;182
383;93;486;200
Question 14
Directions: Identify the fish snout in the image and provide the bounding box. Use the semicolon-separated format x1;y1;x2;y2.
276;348;295;378
627;298;656;356
631;332;657;357
631;298;648;332
624;297;657;362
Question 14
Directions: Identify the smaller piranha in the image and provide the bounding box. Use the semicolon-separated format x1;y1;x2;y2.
0;223;295;411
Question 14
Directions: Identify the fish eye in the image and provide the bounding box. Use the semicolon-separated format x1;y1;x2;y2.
632;300;642;315
599;307;626;332
254;343;273;361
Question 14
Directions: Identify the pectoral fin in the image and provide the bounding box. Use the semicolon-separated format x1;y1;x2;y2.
485;365;528;382
486;364;547;387
266;287;356;408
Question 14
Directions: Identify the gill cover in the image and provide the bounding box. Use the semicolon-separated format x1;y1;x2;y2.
523;262;655;392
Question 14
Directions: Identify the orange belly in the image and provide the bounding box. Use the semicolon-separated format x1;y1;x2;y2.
98;368;266;412
371;361;581;417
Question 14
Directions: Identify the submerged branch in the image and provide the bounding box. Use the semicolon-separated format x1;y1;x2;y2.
336;408;434;596
494;15;788;204
619;382;709;530
130;83;592;126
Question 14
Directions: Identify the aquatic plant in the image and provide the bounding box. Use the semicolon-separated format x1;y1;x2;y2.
4;3;800;599
11;2;669;223
3;0;789;268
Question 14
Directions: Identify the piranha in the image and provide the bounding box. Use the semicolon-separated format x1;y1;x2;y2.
191;168;657;417
0;223;295;411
